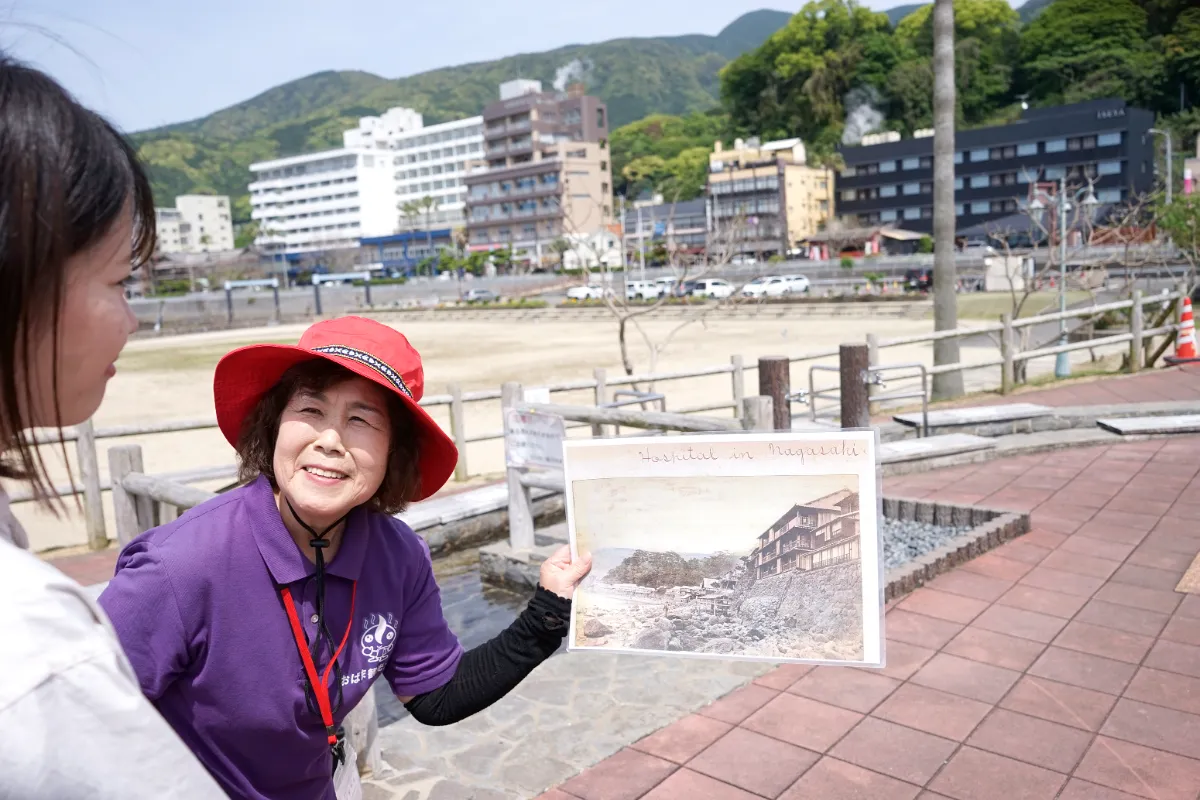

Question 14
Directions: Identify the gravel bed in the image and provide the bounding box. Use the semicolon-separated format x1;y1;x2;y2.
880;517;975;571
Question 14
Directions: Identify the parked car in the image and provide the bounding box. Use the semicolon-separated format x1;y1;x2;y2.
730;254;758;265
463;288;498;303
626;280;662;301
566;284;609;301
688;279;734;299
962;240;996;256
782;274;811;294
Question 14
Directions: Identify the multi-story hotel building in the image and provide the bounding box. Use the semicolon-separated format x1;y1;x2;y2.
464;80;614;266
835;98;1156;234
707;137;834;258
751;491;861;579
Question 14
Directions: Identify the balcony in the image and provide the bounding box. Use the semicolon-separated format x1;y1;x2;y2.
508;120;531;133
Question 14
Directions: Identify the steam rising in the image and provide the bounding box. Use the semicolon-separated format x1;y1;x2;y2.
553;58;594;91
841;87;884;146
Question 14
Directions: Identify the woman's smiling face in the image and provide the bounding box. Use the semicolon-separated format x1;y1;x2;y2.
272;375;392;528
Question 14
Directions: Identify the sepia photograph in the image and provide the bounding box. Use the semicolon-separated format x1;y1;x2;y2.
563;432;882;667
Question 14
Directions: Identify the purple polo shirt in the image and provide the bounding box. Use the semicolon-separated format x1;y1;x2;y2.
98;475;463;799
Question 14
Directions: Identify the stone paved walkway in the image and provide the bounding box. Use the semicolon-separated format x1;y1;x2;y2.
538;437;1200;800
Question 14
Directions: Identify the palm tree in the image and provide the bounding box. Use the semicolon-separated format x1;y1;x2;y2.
931;0;963;399
420;195;437;275
400;201;421;275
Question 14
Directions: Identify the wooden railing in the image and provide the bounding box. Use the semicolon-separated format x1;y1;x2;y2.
19;286;1187;552
500;380;776;554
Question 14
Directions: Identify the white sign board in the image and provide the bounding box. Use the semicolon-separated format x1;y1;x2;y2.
505;410;566;469
524;387;551;404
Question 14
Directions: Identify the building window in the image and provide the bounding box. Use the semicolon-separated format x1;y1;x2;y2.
1098;160;1122;176
970;201;990;215
902;157;920;170
955;203;965;216
920;156;933;169
1097;188;1123;203
880;185;897;198
842;165;857;178
1098;132;1122;148
970;148;989;162
954;177;964;190
1045;139;1067;153
903;207;920;220
880;209;897;222
903;182;919;196
970;175;989;189
842;189;856;202
879;160;897;173
954;151;964;165
1045;166;1066;180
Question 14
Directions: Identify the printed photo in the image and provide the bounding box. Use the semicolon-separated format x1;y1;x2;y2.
563;432;882;666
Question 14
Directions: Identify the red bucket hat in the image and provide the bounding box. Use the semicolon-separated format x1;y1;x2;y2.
213;316;457;502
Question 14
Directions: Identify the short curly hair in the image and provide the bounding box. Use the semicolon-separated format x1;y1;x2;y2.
234;358;422;514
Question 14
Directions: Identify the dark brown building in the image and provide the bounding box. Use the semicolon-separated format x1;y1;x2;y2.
465;80;614;266
752;490;862;579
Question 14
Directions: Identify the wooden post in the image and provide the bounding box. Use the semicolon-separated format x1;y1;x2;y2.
313;281;323;316
74;419;107;550
757;356;791;431
730;355;745;418
224;287;234;326
363;278;373;308
108;444;146;546
501;382;535;553
1000;314;1015;395
741;395;774;431
839;343;870;430
1130;290;1144;373
449;384;468;482
591;367;607;438
866;333;880;415
272;284;282;324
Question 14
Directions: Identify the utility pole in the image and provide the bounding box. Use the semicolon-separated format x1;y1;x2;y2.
1150;128;1174;205
931;0;963;399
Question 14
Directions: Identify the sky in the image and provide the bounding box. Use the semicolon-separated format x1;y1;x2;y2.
571;475;855;556
2;0;1015;134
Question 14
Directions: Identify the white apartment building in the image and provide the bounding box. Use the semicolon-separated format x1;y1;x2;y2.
248;150;394;257
154;194;234;254
248;107;483;257
391;115;484;231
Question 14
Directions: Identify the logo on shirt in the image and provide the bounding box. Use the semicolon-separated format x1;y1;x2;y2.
360;612;397;664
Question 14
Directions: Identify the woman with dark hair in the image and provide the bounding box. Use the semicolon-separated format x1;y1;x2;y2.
0;59;224;797
99;316;593;799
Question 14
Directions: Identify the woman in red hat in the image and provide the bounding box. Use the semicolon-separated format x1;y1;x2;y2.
99;315;592;800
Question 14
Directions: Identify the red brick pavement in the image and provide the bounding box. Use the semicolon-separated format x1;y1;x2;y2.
958;363;1200;409
543;437;1200;800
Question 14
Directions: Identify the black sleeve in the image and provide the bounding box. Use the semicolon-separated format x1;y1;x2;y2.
401;585;570;726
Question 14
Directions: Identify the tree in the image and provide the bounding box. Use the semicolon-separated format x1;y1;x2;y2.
931;0;963;400
549;238;571;270
399;201;421;274
419;195;438;275
1017;0;1159;107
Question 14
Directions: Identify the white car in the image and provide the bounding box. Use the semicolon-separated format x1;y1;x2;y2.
743;275;809;298
567;285;608;301
626;280;662;301
730;254;758;265
688;279;734;299
781;274;811;294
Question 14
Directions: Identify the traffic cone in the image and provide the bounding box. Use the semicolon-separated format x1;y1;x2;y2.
1177;298;1197;359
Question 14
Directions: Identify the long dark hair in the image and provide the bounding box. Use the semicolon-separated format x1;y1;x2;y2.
0;57;157;506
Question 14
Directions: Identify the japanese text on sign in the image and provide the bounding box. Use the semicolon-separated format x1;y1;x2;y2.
505;410;566;469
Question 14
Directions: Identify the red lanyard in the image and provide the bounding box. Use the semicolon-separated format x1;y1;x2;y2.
279;582;357;746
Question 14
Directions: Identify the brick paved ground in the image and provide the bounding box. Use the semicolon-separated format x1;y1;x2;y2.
959;362;1200;407
542;437;1200;800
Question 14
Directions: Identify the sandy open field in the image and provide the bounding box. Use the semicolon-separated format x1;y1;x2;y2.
14;308;1118;554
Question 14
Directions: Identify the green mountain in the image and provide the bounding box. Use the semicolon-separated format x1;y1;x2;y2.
885;0;1054;27
132;10;793;224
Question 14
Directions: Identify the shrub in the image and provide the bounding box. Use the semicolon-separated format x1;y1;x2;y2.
840;256;855;269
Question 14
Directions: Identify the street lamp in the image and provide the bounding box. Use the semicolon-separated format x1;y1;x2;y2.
1039;177;1098;378
1149;128;1174;205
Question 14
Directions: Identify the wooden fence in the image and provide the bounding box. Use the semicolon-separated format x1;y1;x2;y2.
17;287;1184;551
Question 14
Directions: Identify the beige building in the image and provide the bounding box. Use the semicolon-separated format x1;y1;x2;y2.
465;80;613;267
707;137;833;257
155;194;235;254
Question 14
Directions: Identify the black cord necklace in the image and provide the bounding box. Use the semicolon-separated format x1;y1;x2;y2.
286;499;351;719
